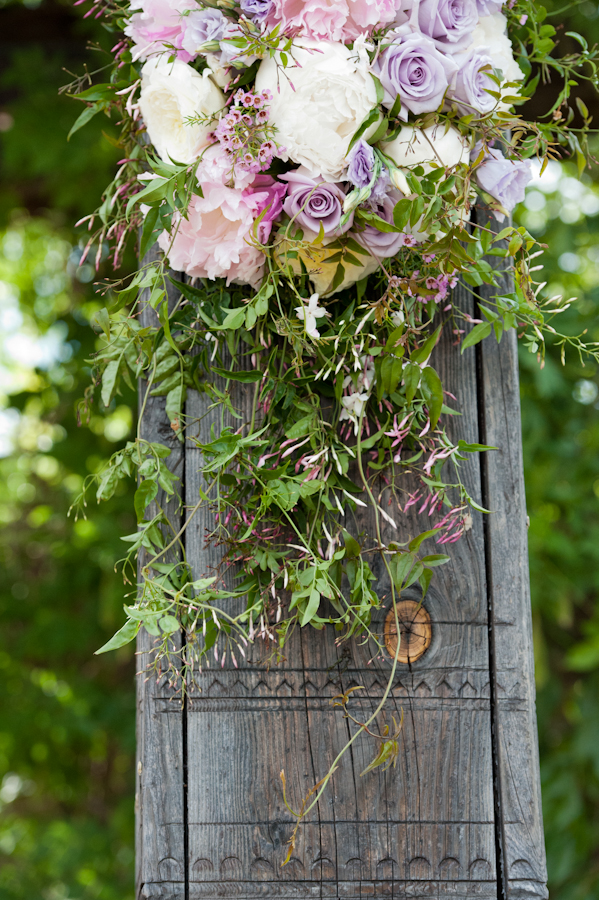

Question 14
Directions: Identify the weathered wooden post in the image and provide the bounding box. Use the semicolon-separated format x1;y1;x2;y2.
135;232;547;900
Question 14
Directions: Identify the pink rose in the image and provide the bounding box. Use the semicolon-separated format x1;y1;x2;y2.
125;0;198;61
251;175;288;244
159;177;267;288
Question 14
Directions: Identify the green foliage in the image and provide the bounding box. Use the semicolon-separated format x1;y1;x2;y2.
0;213;136;899
0;1;137;888
515;155;599;900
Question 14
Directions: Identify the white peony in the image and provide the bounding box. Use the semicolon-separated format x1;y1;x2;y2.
380;124;470;193
139;57;225;164
468;13;525;82
255;39;381;182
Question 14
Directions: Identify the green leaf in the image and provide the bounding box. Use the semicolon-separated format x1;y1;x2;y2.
159;615;180;634
222;307;246;329
421;366;443;428
95;618;139;654
101;359;120;407
411;324;442;365
360;739;398;776
134;479;158;523
211;367;262;383
139;206;161;260
93;307;111;340
403;362;421;403
286;415;315;440
460;321;492;353
348;107;381;152
408;529;440;552
393;198;411;231
419;567;433;597
165;382;185;425
342;530;361;558
300;586;321;626
68;103;102;140
420;554;450;567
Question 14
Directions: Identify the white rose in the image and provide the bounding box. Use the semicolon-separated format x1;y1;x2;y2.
139;57;224;164
255;40;381;182
380;124;470;193
468;13;525;82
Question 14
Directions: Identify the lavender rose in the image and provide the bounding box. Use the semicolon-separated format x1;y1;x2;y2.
450;47;496;115
475;0;503;13
409;0;479;53
281;168;352;236
473;143;532;218
374;28;458;117
180;8;227;55
347;139;375;189
239;0;274;22
354;190;407;258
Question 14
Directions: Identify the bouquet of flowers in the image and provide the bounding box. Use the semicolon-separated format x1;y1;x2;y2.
124;0;533;296
72;0;598;743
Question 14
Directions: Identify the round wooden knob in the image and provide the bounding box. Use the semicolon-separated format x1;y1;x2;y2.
384;600;432;664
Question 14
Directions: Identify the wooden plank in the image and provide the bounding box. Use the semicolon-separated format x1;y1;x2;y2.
136;251;186;900
479;261;548;900
182;283;500;898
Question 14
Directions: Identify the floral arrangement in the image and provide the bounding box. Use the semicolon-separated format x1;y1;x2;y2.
69;0;599;825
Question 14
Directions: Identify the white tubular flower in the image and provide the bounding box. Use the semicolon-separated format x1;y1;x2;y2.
295;293;327;340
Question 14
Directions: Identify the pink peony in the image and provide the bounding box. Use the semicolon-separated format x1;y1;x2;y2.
125;0;198;62
159;150;279;287
265;0;401;42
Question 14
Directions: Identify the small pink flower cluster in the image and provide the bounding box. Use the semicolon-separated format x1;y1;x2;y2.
210;89;280;174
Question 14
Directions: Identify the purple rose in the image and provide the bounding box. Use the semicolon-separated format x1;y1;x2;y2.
239;0;274;22
347;140;375;189
369;168;392;206
354;190;407;259
450;48;496;115
281;169;352;236
473;143;532;218
476;0;502;13
411;0;479;53
375;28;458;117
181;8;227;54
251;175;287;243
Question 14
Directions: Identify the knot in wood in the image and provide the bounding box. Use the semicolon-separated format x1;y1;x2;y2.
384;600;432;664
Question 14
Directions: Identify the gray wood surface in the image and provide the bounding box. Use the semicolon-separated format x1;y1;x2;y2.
479;211;548;900
136;251;186;900
136;248;547;899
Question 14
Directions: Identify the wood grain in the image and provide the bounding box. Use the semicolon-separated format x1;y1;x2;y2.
136;250;186;900
136;241;547;900
478;210;548;900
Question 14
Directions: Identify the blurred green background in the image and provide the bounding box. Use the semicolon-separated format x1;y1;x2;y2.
1;1;599;898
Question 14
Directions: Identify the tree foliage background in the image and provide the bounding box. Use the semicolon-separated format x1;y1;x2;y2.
0;1;599;898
